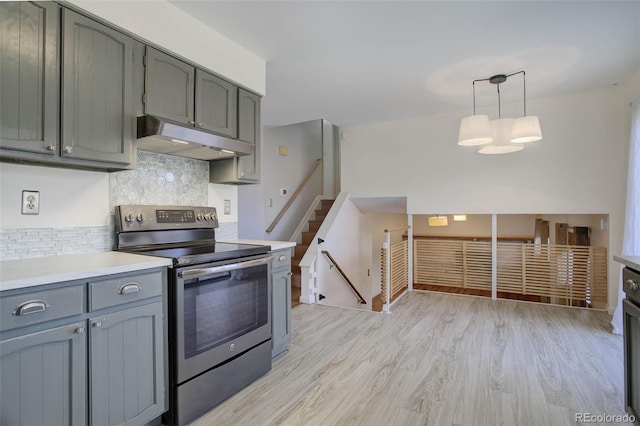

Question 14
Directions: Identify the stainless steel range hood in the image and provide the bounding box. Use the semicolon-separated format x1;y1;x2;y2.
136;115;254;160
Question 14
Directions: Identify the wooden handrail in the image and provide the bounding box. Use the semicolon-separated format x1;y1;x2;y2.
321;250;367;304
266;158;322;234
384;225;411;233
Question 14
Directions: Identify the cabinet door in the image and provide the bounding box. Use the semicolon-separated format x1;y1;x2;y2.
90;302;165;426
61;9;134;164
0;321;87;426
145;47;194;125
271;268;292;358
195;69;237;138
237;88;261;181
0;1;58;155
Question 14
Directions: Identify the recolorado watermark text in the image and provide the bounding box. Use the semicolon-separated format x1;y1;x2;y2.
575;412;636;423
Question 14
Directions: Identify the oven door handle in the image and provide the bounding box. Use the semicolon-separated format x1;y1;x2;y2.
179;256;274;279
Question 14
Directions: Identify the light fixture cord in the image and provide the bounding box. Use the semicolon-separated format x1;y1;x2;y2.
522;71;527;117
497;83;501;118
472;81;476;114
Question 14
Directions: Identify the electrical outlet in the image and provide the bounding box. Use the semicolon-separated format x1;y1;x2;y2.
22;190;40;215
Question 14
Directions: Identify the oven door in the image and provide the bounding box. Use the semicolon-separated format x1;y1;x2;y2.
175;254;273;384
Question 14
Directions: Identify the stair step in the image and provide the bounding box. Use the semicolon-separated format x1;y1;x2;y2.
320;199;334;210
291;273;301;288
294;245;308;258
308;220;322;232
314;211;327;221
301;231;315;245
292;264;301;274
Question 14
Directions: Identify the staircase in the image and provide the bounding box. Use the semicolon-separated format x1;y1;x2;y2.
291;199;334;299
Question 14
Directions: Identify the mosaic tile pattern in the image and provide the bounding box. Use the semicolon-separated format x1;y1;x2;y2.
216;222;239;240
1;227;112;260
109;151;209;211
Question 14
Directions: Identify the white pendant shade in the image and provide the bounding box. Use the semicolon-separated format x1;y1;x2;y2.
478;118;524;155
458;115;492;146
511;116;542;143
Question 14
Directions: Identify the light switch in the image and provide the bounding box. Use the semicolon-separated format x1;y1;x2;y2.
224;199;231;215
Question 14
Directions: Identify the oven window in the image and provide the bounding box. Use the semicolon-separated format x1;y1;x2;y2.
183;264;268;359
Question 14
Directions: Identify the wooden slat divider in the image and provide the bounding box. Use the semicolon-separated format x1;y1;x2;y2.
413;239;607;308
380;240;408;304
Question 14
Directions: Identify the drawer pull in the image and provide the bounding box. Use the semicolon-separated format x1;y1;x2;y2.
12;300;48;316
279;255;287;261
75;327;85;334
92;321;102;328
118;283;140;295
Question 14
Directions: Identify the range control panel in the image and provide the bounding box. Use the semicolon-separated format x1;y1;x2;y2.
116;205;219;232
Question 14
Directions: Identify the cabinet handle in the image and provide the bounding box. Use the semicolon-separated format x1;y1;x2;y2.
279;255;287;261
12;300;48;316
63;146;73;154
118;283;141;295
75;326;85;334
188;120;196;126
197;122;203;127
288;272;293;277
92;321;102;328
45;145;55;151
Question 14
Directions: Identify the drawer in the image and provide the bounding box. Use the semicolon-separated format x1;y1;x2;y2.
89;270;163;311
0;285;84;332
271;250;291;270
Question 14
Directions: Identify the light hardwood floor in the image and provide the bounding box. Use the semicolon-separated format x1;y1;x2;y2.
192;291;630;426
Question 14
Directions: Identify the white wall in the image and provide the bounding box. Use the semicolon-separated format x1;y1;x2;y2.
341;84;637;312
208;184;238;223
64;0;266;95
0;163;110;228
239;120;324;241
317;198;371;309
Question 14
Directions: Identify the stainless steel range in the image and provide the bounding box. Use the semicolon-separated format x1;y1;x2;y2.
115;205;273;426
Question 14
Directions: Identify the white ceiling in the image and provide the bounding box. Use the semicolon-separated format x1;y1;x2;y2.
170;1;640;128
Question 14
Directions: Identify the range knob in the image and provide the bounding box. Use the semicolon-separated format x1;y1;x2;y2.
136;213;144;223
196;213;204;221
627;279;639;291
124;213;134;223
204;213;212;221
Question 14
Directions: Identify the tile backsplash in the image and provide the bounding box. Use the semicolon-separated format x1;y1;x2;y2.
110;151;209;210
1;151;238;260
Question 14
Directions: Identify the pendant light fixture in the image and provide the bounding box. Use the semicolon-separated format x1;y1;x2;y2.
458;71;542;154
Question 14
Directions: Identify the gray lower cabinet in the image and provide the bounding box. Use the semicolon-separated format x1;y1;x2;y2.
0;267;168;426
0;1;59;155
209;89;261;184
90;302;165;426
0;321;87;426
271;249;292;358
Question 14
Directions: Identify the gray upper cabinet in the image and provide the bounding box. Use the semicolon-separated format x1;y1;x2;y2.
195;69;237;138
210;88;261;184
144;47;194;125
0;1;59;155
144;48;239;138
237;88;261;181
0;321;87;426
61;9;134;164
90;302;165;426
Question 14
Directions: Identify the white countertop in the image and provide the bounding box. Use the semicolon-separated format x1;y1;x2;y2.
614;255;640;272
0;252;173;292
217;239;296;251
